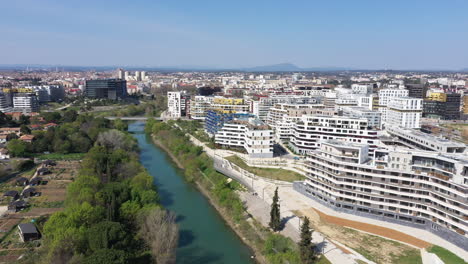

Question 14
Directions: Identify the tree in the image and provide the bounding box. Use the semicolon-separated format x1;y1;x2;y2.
42;112;62;123
269;187;281;231
20;124;31;135
7;139;28;157
6;133;18;141
18;114;30;125
138;209;179;264
299;216;316;264
62;109;78;123
112;118;127;131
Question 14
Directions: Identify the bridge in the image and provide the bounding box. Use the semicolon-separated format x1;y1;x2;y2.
104;116;164;121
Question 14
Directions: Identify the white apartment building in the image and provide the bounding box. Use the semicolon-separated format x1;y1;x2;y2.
351;83;374;95
167;91;189;118
386;97;422;129
215;117;274;158
378;88;409;123
13;93;39;113
189;96;214;120
342;106;382;129
250;95;320;121
386;126;466;153
266;104;336;140
294;140;468;251
289;115;379;156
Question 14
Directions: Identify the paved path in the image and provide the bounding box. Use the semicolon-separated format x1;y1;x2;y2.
185;133;362;264
184;128;468;263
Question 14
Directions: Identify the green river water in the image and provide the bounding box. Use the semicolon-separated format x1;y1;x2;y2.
129;122;254;264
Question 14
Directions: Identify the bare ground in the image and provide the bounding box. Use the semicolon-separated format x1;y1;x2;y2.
295;207;424;264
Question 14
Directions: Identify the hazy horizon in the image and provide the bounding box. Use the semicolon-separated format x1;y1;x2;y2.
1;0;467;70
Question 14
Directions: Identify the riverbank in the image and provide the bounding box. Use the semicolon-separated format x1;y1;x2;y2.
152;135;184;169
150;135;267;264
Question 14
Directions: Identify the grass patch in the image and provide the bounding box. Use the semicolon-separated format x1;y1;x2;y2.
226;155;305;182
35;153;85;160
391;249;423;264
316;255;332;264
428;245;467;264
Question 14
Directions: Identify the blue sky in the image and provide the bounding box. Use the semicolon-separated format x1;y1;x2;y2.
1;0;467;69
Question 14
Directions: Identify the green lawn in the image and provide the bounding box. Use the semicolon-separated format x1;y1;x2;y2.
428;245;467;264
226;155;305;182
316;255;332;264
36;153;85;160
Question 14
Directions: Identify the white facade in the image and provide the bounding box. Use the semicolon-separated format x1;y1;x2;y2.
378;88;409;123
298;140;468;250
215;118;273;158
342;106;382;128
351;83;373;95
189;96;214;120
289;115;379;156
167;91;182;118
13;93;39;113
386;97;422;129
266;104;335;140
386;126;466;153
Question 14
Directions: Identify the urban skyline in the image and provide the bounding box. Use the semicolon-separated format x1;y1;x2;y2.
1;0;467;70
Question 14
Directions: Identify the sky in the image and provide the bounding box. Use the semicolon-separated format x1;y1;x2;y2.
1;0;467;70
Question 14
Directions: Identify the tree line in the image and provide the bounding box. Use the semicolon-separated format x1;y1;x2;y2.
146;119;321;264
6;111;128;157
17;118;178;264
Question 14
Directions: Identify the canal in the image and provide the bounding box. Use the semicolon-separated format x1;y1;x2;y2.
129;122;254;264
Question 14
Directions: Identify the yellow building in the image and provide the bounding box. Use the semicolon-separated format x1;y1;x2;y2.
463;95;468;114
212;98;244;105
427;92;447;102
211;97;249;113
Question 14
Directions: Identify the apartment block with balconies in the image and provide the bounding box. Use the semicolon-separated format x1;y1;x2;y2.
294;140;468;250
288;115;379;156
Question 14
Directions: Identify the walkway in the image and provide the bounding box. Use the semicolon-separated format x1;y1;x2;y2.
183;129;468;263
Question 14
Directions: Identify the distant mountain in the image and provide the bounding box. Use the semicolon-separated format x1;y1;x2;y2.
240;63;357;72
242;63;302;72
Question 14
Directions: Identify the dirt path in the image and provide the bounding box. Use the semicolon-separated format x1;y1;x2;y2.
312;208;430;248
296;207;425;264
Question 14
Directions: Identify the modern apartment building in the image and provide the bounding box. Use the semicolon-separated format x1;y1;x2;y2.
250;95;320;121
211;97;249;114
167;91;190;118
0;93;12;113
85;79;127;100
342;106;382;129
215;117;274;158
294;140;468;250
205;109;253;136
189;95;214;120
289;115;379;156
12;93;39;113
386;126;466;153
424;93;461;120
386;97;423;129
266;104;336;140
378;88;409;123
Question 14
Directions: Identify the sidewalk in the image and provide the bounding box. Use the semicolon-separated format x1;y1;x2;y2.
185;130;468;263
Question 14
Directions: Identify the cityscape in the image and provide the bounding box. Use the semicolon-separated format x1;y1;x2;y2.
1;1;468;264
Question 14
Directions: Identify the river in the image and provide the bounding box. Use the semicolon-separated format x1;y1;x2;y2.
129;122;254;264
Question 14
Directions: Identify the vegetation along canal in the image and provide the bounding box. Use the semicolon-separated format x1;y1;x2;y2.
129;122;254;264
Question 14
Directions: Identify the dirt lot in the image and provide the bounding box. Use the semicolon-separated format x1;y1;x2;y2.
295;207;424;264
